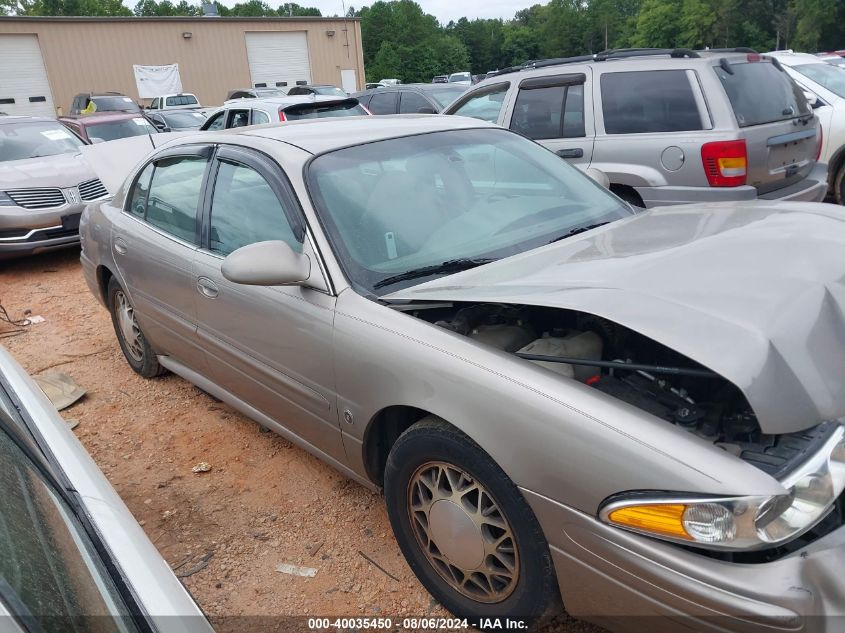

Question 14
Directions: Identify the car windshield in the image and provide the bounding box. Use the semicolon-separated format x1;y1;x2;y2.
161;111;207;128
314;86;347;97
793;63;845;98
87;118;156;142
307;128;631;295
0;122;84;162
715;59;810;127
92;96;140;113
428;86;467;108
0;413;138;633
284;102;368;120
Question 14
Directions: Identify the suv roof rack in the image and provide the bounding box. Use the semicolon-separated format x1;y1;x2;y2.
489;48;701;78
699;47;758;54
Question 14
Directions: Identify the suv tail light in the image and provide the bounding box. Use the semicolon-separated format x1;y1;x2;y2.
278;110;287;122
701;140;747;187
817;124;824;161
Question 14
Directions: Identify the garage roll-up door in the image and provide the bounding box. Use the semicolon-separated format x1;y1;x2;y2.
0;34;55;118
245;31;311;90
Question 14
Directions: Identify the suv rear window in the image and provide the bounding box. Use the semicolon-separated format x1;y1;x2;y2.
715;59;810;127
601;70;703;134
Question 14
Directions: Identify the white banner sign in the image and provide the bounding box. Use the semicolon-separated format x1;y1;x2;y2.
133;64;183;98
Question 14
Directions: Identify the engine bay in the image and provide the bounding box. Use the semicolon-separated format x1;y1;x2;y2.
405;301;835;479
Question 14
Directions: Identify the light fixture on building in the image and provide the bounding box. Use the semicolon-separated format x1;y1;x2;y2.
182;31;193;39
326;29;336;37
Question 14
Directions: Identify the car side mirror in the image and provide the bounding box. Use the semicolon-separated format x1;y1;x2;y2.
417;106;436;114
221;240;311;286
153;121;166;130
803;90;823;109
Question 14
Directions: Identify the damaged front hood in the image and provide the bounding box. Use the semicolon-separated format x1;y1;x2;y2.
385;203;845;434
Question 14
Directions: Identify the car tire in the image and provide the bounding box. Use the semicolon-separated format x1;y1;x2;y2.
835;162;845;206
384;416;559;627
107;277;164;378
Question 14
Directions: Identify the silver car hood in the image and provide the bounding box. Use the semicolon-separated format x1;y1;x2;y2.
385;202;845;434
0;152;95;189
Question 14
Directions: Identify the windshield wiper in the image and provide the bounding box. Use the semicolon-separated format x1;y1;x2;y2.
374;257;498;290
548;222;610;244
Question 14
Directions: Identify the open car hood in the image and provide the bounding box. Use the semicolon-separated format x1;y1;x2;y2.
385;203;845;434
79;132;193;195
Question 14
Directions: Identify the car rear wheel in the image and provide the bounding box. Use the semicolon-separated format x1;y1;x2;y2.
107;277;163;378
834;162;845;206
384;417;559;626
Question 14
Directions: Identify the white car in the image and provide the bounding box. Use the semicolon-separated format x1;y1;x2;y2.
767;50;845;203
448;72;472;86
200;95;370;130
147;93;203;111
0;346;212;632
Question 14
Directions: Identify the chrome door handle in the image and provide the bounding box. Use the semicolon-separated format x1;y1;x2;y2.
113;237;128;255
196;277;219;298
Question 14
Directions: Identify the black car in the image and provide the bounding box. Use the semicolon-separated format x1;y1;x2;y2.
351;83;469;115
146;110;208;132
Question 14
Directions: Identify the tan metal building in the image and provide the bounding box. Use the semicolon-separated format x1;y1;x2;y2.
0;16;365;117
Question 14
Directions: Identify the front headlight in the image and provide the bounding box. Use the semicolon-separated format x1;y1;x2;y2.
599;425;845;550
0;191;15;206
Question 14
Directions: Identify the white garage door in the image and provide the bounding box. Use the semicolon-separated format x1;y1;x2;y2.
245;31;311;91
0;34;55;118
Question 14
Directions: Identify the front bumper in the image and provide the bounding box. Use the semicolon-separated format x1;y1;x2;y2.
638;162;829;208
0;203;85;259
523;488;845;633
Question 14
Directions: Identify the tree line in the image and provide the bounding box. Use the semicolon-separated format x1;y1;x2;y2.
2;0;844;82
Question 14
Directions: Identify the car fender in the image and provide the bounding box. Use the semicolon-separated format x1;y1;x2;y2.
333;290;786;515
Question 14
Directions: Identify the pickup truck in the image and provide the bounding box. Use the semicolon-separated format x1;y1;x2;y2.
146;93;203;111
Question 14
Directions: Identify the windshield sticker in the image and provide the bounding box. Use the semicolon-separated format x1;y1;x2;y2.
133;118;149;126
41;129;72;141
123;97;134;103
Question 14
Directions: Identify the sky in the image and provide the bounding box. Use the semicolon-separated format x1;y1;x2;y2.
281;0;543;24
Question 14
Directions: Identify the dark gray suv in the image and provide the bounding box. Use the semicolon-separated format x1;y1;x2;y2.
445;49;828;207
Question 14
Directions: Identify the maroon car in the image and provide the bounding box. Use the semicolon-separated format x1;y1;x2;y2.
59;112;157;143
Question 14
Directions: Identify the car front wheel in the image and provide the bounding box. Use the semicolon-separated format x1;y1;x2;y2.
384;417;559;626
107;277;163;378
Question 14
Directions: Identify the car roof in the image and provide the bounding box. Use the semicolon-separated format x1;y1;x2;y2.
765;50;826;65
0;115;58;125
230;114;495;155
61;112;146;124
222;94;352;108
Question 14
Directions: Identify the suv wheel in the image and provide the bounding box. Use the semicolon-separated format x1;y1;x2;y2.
384;417;558;625
107;277;164;378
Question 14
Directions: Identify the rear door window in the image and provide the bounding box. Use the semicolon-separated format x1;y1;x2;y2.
510;77;585;140
368;91;398;115
144;156;207;243
399;91;432;114
715;59;810;127
601;70;703;134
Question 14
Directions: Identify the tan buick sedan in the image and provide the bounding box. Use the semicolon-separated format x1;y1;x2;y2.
80;116;845;632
